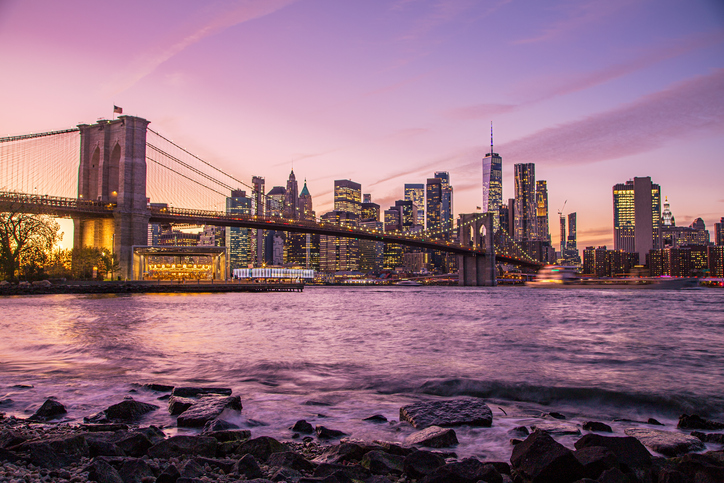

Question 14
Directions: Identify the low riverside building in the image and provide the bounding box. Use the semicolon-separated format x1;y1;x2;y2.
132;246;227;281
233;267;315;282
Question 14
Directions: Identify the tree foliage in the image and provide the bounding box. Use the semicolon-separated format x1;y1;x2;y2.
0;211;60;281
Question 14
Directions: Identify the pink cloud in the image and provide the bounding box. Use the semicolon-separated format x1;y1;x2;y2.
443;103;517;121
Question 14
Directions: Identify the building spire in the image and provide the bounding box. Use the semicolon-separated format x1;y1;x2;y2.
490;121;494;156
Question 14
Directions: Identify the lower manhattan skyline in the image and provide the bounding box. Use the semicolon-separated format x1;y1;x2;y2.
1;0;723;250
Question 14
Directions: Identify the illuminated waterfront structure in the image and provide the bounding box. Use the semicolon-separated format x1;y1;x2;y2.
334;179;362;216
361;201;380;222
435;171;453;240
251;176;265;266
426;178;442;235
536;180;550;242
613;177;661;263
716;217;724;246
284;170;299;220
226;189;252;269
482;124;502;231
405;183;425;226
514;163;537;243
319;210;359;271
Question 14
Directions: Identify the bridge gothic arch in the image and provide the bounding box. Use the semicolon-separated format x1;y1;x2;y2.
457;212;496;286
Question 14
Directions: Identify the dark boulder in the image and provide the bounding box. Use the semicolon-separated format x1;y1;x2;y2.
171;387;232;397
691;431;724;444
313;463;371;481
28;398;67;421
574;433;652;473
202;418;239;433
667;453;724;482
573;446;618;479
404;426;458;448
582;421;612;433
268;450;317;472
239;436;286;461
361;450;404;475
363;415;388;423
677;414;724;430
28;443;72;469
508;426;529;438
315;425;347;439
142;383;174;392
177;395;242;428
234;453;264;479
147;435;217;459
194;457;237;474
168;396;195;415
291;420;314;433
179;459;205;478
156;463;180;483
0;430;27;448
510;430;585;483
271;466;302;481
118;458;155;483
86;458;123;483
624;428;705;457
204;429;251;443
400;397;493;429
88;398;158;423
596;467;630;483
114;433;152;458
88;440;125;458
403;449;446;479
420;457;502;483
316;441;379;464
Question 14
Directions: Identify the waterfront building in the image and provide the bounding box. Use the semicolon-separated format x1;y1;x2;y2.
334;179;362;216
709;246;724;277
498;204;510;236
649;246;710;277
482;126;502;231
661;197;674;226
286;179;318;269
662;218;711;248
363;193;372;203
613;177;661;264
426;178;442;234
384;208;401;233
395;200;417;231
404;183;425;226
359;220;383;273
435;171;453;240
265;186;286;265
284;170;299;220
298;179;314;220
583;246;638;277
251;176;265;267
506;198;515;236
514;163;537;243
561;212;581;264
226;189;252;269
199;226;225;247
536;180;550;242
319;210;359;272
716;217;724;246
361;201;380;222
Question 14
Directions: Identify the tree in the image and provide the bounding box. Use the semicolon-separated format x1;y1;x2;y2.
0;211;60;281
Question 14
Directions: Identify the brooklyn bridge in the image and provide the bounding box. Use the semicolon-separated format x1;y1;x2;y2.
0;116;541;285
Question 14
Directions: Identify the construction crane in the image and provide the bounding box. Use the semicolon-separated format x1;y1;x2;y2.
558;200;567;218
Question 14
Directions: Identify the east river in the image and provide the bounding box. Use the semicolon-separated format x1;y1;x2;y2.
1;286;723;460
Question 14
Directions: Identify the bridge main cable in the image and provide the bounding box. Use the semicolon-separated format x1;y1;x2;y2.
0;128;80;144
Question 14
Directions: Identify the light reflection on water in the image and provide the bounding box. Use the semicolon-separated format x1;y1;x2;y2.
1;287;723;459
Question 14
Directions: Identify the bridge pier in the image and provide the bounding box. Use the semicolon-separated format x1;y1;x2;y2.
75;116;150;280
457;213;496;286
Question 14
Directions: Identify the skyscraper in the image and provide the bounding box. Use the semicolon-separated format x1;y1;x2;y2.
536;180;550;242
613;177;661;263
426;178;442;235
334;180;362;216
404;183;425;226
226;190;251;269
284;170;299;220
434;171;453;239
716;217;724;246
298;179;314;220
251;176;265;267
482;123;502;230
514;163;537;243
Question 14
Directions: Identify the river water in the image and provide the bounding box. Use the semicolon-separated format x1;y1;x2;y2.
1;286;723;460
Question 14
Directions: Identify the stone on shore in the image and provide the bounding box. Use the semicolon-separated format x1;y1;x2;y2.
87;397;159;423
114;432;153;457
202;418;239;432
86;458;123;483
269;450;317;472
234;453;264;479
582;421;613;433
119;457;155;482
361;450;404;475
290;420;314;433
402;449;446;479
400;397;493;429
168;395;195;415
624;427;705;457
142;383;174;392
315;425;347;439
313;462;371;481
530;421;581;436
147;435;217;459
573;446;619;480
677;414;724;430
240;436;286;461
405;426;458;448
691;431;724;444
28;398;67;421
171;387;232;397
510;429;585;483
420;457;503;483
176;395;242;427
574;433;652;473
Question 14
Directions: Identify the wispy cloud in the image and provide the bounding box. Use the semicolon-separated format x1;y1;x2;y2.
102;0;297;96
494;69;724;167
443;103;517;121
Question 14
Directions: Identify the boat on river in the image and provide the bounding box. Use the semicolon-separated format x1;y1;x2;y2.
395;280;422;286
527;265;699;289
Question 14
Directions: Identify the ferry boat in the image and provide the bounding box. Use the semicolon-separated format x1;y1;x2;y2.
527;265;699;289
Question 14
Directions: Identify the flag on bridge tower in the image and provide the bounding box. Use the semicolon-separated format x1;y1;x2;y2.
113;105;123;114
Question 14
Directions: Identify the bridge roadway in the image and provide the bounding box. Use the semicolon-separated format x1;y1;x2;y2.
0;191;541;269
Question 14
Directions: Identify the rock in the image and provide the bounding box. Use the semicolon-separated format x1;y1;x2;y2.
316;442;379;464
87;458;123;483
0;447;22;463
171;387;232;397
88;440;124;458
118;458;155;483
194;457;237;474
672;453;724;482
0;430;27;448
313;463;371;481
142;383;174;392
363;415;388;423
376;442;413;456
624;428;705;457
28;398;67;421
316;425;347;439
202;418;239;432
400;397;493;429
403;449;446;479
179;459;205;478
168;396;195;415
291;420;314;433
529;421;581;436
582;421;612;433
361;450;404;475
239;436;286;461
420;458;502;483
204;429;251;443
510;430;585;483
137;425;166;444
147;435;217;459
156;463;180;483
114;433;152;458
574;433;652;473
597;467;630;483
677;414;724;430
89;398;159;423
234;454;264;479
508;426;529;438
79;423;130;432
546;412;566;420
177;395;242;427
691;431;724;444
268;451;317;472
28;443;71;468
573;446;618;480
405;426;458;448
271;467;302;482
647;418;664;426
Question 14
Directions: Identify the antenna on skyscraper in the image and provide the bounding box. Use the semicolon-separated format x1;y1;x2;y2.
490;121;494;156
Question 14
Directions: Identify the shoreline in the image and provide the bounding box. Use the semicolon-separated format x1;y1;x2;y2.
0;281;304;296
2;387;723;482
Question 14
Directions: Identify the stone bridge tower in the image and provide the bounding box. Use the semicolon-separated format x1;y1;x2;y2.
74;116;150;280
457;213;496;286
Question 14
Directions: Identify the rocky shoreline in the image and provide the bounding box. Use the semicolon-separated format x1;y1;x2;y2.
1;386;723;483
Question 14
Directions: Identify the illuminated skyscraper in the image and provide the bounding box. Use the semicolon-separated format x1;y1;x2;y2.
434;171;453;239
404;183;425;226
284;170;299;220
716;217;724;246
482;123;502;230
334;180;362;216
514;163;537;243
536;180;550;242
426;178;442;235
613;177;661;263
226;190;251;269
251;176;265;267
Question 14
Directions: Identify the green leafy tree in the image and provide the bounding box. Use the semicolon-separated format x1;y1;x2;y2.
0;211;60;281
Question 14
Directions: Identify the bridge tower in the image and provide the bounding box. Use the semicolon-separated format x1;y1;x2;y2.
74;116;150;280
457;213;496;286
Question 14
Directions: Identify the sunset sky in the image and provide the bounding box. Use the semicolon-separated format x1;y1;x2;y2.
1;0;722;249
